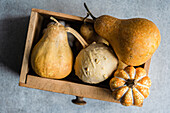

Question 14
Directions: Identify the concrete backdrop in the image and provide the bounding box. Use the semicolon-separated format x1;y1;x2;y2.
0;0;169;113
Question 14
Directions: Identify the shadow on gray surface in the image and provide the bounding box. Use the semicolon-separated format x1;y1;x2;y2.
0;16;30;75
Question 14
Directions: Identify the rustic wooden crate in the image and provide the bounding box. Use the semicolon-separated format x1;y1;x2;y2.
19;8;151;107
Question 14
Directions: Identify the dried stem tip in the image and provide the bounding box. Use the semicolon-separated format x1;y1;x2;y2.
50;16;61;26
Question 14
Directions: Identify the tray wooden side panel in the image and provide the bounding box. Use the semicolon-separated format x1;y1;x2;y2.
32;8;93;23
19;75;142;107
19;11;43;83
20;75;114;102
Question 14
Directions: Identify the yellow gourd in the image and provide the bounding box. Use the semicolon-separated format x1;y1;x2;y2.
31;17;86;79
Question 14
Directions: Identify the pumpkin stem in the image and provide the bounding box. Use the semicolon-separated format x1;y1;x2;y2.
125;79;137;88
50;16;61;26
84;3;96;20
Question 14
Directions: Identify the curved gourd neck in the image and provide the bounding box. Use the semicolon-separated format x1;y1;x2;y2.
94;15;120;42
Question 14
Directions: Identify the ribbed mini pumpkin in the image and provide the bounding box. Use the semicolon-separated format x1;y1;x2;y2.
109;66;151;106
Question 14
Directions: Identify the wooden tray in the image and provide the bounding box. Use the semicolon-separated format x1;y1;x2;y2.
19;8;151;107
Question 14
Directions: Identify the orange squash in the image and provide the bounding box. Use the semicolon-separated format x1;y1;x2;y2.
84;3;161;66
94;16;161;66
109;66;151;106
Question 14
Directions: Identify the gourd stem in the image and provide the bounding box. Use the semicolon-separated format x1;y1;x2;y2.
65;27;89;48
50;16;61;26
83;13;90;23
84;3;96;20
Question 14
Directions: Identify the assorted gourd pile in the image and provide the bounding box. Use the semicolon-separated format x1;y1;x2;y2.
31;3;161;106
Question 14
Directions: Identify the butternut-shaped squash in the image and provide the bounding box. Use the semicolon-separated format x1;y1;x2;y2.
84;3;161;66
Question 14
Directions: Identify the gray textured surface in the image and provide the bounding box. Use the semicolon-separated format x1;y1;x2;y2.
0;0;170;113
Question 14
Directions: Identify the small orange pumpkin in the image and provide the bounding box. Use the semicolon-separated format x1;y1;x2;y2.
109;66;151;106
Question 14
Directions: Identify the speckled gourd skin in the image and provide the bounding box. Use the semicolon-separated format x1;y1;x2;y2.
109;66;151;106
31;24;73;79
94;15;161;66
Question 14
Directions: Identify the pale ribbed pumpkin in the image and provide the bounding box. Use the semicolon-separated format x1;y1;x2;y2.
109;66;151;106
